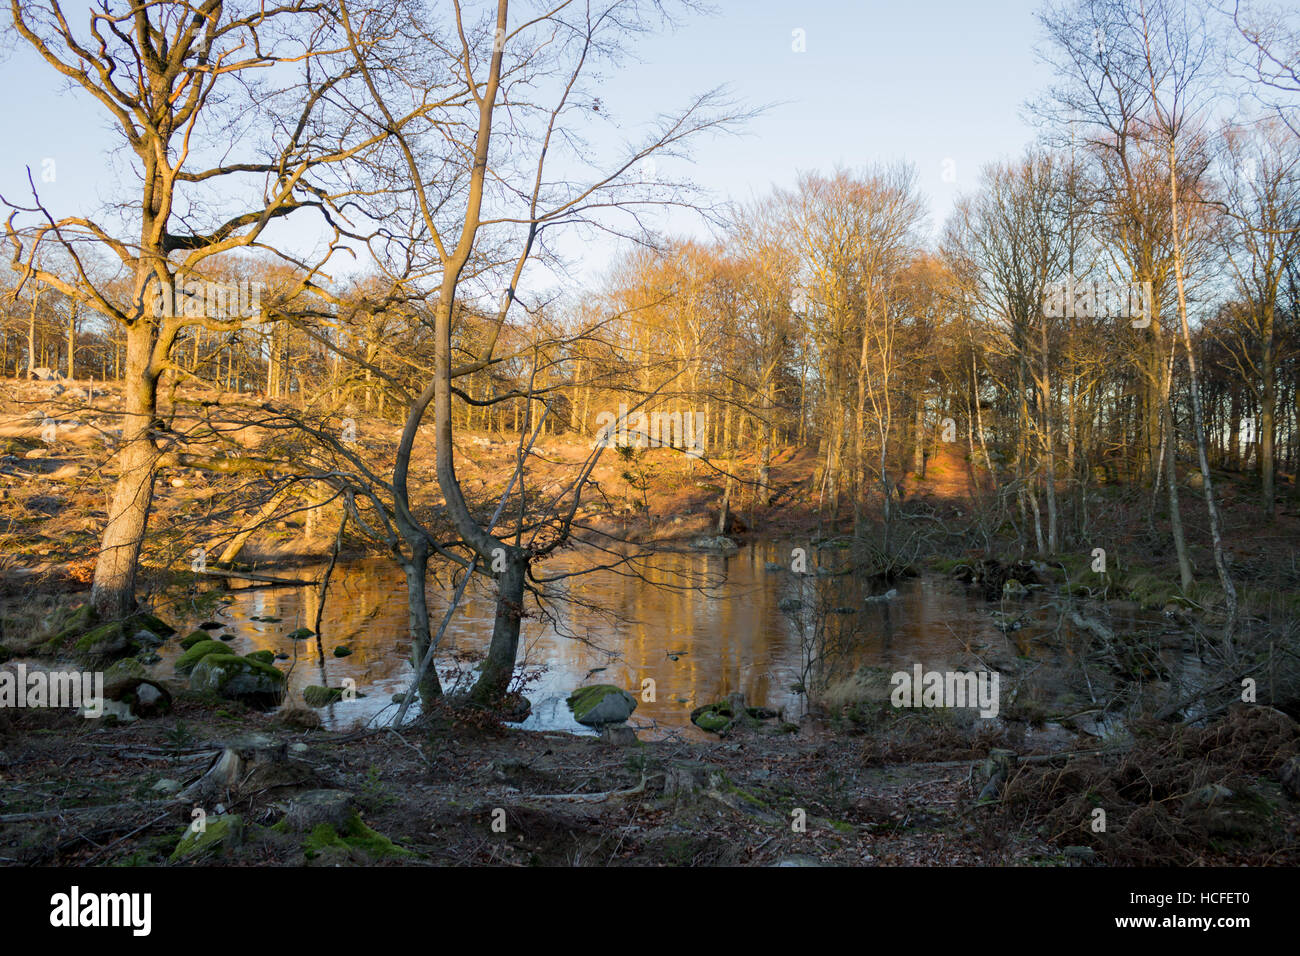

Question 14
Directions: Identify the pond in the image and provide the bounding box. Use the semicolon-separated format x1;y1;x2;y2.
157;541;1204;737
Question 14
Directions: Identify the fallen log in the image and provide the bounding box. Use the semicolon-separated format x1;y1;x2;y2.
197;568;315;587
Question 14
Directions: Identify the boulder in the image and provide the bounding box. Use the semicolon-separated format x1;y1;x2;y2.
1279;755;1300;800
152;778;182;796
566;684;637;726
100;658;171;718
272;707;322;731
690;535;739;554
175;639;230;673
690;693;762;735
73;622;134;663
600;724;639;746
190;653;283;708
70;612;174;664
302;685;344;707
1181;783;1272;840
178;630;211;650
282;790;355;833
1002;578;1029;598
500;692;531;722
170;814;244;862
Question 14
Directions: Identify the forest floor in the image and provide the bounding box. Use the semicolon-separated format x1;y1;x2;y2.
3;376;1300;866
1;690;1298;867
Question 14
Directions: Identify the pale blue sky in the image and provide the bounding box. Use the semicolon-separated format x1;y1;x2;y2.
0;0;1054;287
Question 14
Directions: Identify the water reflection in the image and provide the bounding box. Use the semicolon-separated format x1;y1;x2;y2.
158;542;1195;737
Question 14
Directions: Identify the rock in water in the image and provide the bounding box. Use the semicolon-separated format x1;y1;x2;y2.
302;685;344;707
690;535;739;553
189;653;284;708
566;684;637;725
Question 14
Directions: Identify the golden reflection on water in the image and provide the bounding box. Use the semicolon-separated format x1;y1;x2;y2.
159;542;1107;736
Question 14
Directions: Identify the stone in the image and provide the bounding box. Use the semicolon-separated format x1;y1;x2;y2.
600;724;639;746
126;681;171;718
179;630;211;650
170;814;244;862
152;778;182;796
302;685;344;707
73;622;133;663
690;535;739;553
190;654;283;707
690;693;757;735
175;639;231;672
273;707;322;731
283;790;355;833
566;684;637;725
101;658;147;698
500;693;531;722
1279;756;1300;800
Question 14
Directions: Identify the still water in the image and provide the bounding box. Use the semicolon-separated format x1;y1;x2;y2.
158;542;1193;737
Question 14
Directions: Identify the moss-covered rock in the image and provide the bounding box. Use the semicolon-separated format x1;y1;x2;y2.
244;649;276;665
300;811;413;863
286;627;314;641
70;612;176;664
692;705;733;734
178;630;211;650
52;603;99;645
132;612;176;639
190;654;283;708
175;639;231;673
74;622;134;663
332;645;352;658
302;685;344;707
100;659;172;718
101;658;147;698
690;696;766;735
566;684;636;725
170;814;244;862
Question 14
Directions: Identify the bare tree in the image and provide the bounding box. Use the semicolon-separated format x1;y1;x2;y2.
3;0;392;617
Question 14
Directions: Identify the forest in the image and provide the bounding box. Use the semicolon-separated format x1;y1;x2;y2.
0;0;1298;872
